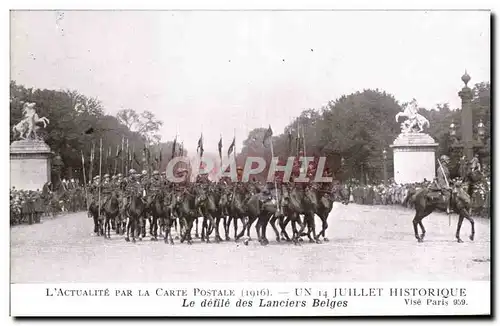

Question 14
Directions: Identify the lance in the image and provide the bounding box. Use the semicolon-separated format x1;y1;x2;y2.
437;158;451;226
302;124;307;157
88;142;95;185
114;144;120;175
266;126;280;214
125;138;129;175
230;130;238;205
81;150;89;210
98;138;103;224
108;146;112;175
121;136;125;175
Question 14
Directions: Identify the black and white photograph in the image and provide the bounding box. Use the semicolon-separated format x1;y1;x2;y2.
8;8;491;316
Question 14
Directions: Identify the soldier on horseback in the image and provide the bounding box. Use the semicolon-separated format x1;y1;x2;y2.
428;155;452;214
123;169;141;214
99;174;113;213
470;154;481;173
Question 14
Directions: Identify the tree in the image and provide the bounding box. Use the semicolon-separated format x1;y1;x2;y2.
116;108;163;144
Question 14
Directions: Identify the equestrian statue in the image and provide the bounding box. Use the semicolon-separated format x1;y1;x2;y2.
12;102;50;140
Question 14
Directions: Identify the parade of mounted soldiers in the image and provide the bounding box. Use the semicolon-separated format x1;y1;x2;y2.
10;75;491;245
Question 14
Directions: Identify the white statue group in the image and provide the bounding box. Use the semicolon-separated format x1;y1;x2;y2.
395;99;430;133
12;102;50;141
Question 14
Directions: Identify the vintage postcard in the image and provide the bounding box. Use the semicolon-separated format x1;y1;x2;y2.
9;9;491;317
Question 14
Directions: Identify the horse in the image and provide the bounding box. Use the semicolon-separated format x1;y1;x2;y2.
313;182;351;242
161;190;177;244
411;182;474;243
218;186;233;240
102;190;120;239
280;183;318;245
88;200;102;236
125;192;146;243
244;186;290;246
174;187;200;245
147;189;168;241
194;185;217;243
227;185;251;242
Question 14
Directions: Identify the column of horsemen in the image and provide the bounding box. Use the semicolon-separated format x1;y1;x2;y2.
86;154;350;245
84;151;486;245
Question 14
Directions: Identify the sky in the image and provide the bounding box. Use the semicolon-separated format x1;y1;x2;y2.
10;10;490;154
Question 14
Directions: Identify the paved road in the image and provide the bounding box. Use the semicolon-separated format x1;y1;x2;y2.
10;204;490;283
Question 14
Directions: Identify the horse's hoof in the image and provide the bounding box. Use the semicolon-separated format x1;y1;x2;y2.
225;237;231;241
469;235;475;241
187;240;193;245
261;241;268;246
195;234;200;239
309;239;315;243
315;239;322;244
125;237;130;242
276;237;280;242
169;240;174;245
298;238;304;242
175;236;180;240
323;238;329;242
457;238;463;243
132;238;136;243
243;239;249;246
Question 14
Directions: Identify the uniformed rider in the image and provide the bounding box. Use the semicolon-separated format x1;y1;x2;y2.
470;154;481;173
122;169;141;213
428;155;452;214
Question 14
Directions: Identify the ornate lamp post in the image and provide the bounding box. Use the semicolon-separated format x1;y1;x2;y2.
449;71;486;160
382;149;388;185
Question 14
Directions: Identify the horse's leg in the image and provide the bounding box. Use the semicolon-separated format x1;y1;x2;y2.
201;216;208;243
150;215;158;241
233;217;239;241
412;214;422;243
214;216;222;243
261;214;270;245
269;214;281;242
247;216;258;241
93;213;99;234
179;217;188;243
464;212;475;241
455;210;466;243
418;220;426;241
308;213;321;244
195;217;200;239
186;218;194;245
223;216;230;241
125;216;130;242
280;215;292;241
165;217;174;245
319;214;329;241
236;216;248;241
255;215;263;244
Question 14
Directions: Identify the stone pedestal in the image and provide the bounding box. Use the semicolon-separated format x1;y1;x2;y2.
390;133;438;184
10;140;52;191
